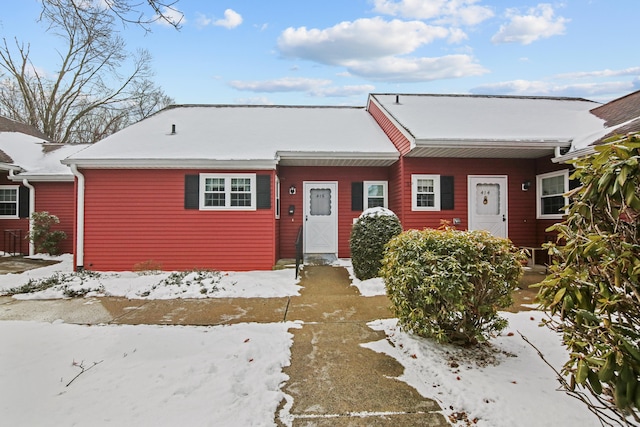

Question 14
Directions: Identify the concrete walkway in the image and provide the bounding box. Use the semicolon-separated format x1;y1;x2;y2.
277;265;448;426
0;264;450;426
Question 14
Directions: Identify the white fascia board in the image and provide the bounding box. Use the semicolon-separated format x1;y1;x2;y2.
552;146;597;164
8;173;74;182
276;151;399;161
367;96;417;150
61;158;278;170
415;138;572;150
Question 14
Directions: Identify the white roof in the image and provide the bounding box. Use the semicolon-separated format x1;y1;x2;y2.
0;132;89;181
370;94;607;158
64;106;400;168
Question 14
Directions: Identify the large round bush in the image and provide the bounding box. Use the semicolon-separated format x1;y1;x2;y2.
350;207;402;280
381;227;524;345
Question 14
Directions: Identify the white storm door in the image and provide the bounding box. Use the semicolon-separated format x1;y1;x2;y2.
304;182;338;254
468;176;508;238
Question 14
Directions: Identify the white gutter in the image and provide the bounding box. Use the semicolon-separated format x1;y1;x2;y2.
21;178;35;256
70;164;85;270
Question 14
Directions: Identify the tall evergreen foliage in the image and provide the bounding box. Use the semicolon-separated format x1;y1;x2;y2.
537;133;640;424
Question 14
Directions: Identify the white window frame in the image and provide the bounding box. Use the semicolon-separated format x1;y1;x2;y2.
536;170;569;219
199;173;256;211
0;185;19;218
363;181;388;209
412;174;440;211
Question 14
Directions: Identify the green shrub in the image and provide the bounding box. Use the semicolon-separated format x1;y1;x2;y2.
536;133;640;419
28;211;67;255
349;207;403;280
381;226;524;346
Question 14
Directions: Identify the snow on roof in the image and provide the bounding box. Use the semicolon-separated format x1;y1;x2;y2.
0;131;88;179
65;105;399;167
371;94;606;144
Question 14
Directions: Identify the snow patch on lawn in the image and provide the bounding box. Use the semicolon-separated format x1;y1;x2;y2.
0;320;300;426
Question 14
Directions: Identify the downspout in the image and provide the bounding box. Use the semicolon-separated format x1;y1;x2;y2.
21;178;36;256
70;164;85;271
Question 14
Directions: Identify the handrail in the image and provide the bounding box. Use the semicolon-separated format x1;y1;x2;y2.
295;225;303;279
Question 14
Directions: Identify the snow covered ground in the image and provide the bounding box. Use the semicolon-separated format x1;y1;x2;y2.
0;255;602;426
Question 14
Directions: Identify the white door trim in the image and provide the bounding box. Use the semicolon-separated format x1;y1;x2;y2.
303;181;338;255
467;175;508;238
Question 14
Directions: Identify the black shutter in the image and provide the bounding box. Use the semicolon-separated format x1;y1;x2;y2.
18;186;30;218
352;182;364;211
256;175;271;209
184;175;199;209
440;176;454;210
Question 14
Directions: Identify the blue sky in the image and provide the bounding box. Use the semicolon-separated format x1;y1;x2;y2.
1;0;639;106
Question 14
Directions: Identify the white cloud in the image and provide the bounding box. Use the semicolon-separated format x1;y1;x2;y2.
470;79;636;98
345;54;488;82
234;97;275;105
372;0;494;26
491;4;568;45
228;77;333;93
154;6;185;27
228;77;375;99
309;85;376;97
554;66;640;79
214;9;243;29
197;9;243;29
278;18;449;65
448;27;468;43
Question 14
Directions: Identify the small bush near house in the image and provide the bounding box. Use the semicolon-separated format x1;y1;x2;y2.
381;226;524;346
3;270;103;297
536;133;640;422
28;211;67;255
349;207;403;280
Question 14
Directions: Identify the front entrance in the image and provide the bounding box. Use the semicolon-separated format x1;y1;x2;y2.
303;181;338;254
468;176;508;238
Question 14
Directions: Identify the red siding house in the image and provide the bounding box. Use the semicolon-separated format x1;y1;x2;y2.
62;91;638;272
0;116;89;255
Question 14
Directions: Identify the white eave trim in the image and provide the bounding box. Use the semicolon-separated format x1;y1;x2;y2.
61;158;278;170
414;138;572;150
276;151;399;162
8;174;74;182
552;146;597;164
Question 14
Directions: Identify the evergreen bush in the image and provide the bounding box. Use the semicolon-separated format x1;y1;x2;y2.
28;211;67;255
536;133;640;420
381;226;524;346
349;207;402;280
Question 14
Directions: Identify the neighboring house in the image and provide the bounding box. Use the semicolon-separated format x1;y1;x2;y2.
0;116;89;255
62;91;637;272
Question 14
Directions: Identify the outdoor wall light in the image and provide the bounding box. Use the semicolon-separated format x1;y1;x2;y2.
522;180;531;191
289;185;296;195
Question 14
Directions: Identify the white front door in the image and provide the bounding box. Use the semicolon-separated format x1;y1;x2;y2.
468;176;508;238
304;182;338;254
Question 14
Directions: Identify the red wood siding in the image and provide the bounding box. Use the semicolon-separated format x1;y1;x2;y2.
277;166;391;259
401;157;539;247
80;169;276;271
34;181;75;254
368;101;413;155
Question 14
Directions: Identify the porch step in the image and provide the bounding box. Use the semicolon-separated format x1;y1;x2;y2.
303;253;337;266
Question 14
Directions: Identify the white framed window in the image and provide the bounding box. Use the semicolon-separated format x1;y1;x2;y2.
537;170;569;219
199;174;256;210
364;181;388;209
412;175;440;211
0;186;19;218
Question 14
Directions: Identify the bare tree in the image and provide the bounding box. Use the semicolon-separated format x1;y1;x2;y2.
46;0;184;31
0;0;173;143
